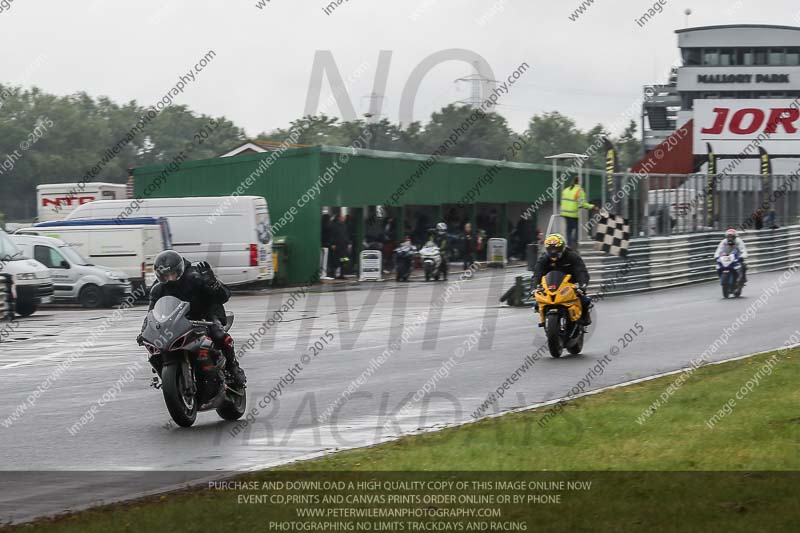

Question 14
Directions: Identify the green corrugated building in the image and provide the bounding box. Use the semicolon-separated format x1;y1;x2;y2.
133;146;603;284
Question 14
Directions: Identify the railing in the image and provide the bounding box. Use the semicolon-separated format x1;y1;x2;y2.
581;225;800;296
502;225;800;305
600;172;800;238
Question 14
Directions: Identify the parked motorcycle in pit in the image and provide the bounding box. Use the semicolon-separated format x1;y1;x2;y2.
717;252;743;299
139;296;246;427
420;241;444;281
394;243;418;282
534;271;586;358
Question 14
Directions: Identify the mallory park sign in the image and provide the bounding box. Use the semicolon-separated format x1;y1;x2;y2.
697;73;791;84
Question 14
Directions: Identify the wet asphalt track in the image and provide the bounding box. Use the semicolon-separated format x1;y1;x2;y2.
1;266;798;523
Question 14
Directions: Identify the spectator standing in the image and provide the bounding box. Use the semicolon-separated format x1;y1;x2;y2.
458;222;480;270
327;212;350;279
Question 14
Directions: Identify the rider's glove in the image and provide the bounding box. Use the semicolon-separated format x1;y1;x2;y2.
197;261;215;279
197;261;221;289
136;334;144;346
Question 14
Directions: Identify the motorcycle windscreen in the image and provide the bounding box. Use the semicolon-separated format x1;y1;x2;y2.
152;295;190;322
143;296;194;346
543;271;568;290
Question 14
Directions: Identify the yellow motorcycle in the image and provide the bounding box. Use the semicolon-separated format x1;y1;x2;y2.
534;271;585;358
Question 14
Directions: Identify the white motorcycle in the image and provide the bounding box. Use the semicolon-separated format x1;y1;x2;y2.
717;252;743;299
420;241;443;281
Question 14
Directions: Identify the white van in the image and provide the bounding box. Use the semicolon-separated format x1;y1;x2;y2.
66;196;274;286
20;217;170;293
0;230;54;317
10;234;132;308
37;182;127;222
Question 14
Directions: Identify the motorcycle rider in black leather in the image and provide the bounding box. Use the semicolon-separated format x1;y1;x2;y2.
137;250;246;387
532;233;592;326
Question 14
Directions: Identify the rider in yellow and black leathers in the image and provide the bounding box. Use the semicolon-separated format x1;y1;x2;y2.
533;233;592;325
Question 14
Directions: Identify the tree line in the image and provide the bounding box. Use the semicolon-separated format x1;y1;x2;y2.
0;84;642;222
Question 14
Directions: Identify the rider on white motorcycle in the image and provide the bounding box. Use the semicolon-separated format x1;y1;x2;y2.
426;222;451;280
714;229;749;284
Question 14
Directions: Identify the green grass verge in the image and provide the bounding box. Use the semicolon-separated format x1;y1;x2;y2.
6;348;799;533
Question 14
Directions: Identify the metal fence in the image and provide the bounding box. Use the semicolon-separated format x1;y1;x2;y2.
581;224;800;296
599;172;800;238
504;225;800;306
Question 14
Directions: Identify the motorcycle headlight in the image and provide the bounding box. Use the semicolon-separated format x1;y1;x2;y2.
16;273;36;281
106;271;125;281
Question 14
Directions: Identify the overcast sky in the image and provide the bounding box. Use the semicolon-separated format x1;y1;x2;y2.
2;0;799;138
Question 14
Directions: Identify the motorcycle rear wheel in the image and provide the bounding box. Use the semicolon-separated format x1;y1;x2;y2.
162;363;197;428
545;314;563;358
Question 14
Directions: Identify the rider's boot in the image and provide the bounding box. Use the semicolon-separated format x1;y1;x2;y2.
581;300;593;327
220;335;246;387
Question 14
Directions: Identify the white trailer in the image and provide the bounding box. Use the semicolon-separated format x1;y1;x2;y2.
36;182;127;222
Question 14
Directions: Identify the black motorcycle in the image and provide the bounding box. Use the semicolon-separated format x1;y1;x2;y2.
140;296;246;427
394;243;417;282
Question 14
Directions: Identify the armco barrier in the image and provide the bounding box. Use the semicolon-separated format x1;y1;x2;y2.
582;225;800;297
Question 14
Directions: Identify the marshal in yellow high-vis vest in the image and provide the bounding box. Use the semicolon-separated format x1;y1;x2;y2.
560;176;594;248
560;179;594;219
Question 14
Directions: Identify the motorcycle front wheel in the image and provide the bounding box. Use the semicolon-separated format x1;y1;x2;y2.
545;313;563;358
217;385;247;421
162;362;197;428
567;329;584;355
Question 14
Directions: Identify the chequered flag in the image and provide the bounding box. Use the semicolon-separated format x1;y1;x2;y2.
593;210;630;257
